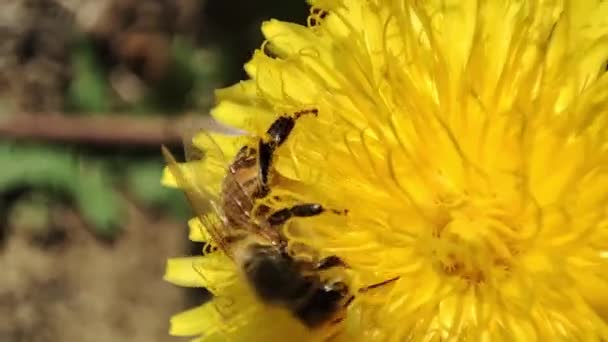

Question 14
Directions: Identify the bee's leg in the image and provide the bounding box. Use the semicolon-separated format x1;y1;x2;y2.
266;109;319;146
341;295;355;309
268;203;324;226
315;255;348;270
257;109;318;197
291;255;347;273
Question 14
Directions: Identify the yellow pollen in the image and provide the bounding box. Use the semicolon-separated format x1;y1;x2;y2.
432;193;519;283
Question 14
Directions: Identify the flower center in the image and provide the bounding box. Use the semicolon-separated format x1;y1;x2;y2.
432;194;519;284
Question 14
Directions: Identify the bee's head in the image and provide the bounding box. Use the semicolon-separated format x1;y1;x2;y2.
294;280;353;328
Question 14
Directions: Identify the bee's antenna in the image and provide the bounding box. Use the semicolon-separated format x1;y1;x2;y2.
358;276;400;293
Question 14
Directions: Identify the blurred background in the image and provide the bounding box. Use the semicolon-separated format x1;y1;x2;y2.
0;0;307;341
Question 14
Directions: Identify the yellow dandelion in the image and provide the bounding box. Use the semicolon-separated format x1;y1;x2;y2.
163;0;608;341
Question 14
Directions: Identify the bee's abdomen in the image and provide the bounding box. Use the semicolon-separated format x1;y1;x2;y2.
243;244;347;328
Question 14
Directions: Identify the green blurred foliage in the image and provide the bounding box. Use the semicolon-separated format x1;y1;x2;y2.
2;36;211;237
0;144;121;237
1;0;308;239
66;38;111;114
134;38;220;113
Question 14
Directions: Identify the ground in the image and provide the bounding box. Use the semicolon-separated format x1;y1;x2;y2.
0;198;194;342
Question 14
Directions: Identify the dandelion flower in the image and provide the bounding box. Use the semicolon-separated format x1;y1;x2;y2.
164;0;608;340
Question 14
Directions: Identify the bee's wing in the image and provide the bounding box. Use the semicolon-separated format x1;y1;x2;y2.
162;145;233;258
178;115;245;162
181;126;205;163
186;129;287;244
182;125;261;232
182;124;253;222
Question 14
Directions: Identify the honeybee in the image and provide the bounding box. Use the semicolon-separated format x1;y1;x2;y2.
163;109;356;328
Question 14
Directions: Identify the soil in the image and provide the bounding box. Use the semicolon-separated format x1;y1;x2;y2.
0;198;194;342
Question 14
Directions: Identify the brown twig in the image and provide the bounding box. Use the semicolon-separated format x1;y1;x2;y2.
0;113;237;146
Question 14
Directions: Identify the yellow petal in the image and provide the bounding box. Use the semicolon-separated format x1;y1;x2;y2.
261;20;341;88
169;303;225;337
164;254;237;294
187;217;209;242
161;131;246;191
210;100;275;135
164;256;208;288
160;165;179;188
160;160;223;195
191;132;247;162
578;270;608;319
528;130;586;206
214;79;260;103
244;50;323;106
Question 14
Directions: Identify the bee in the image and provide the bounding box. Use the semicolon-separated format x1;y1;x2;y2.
163;109;397;329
